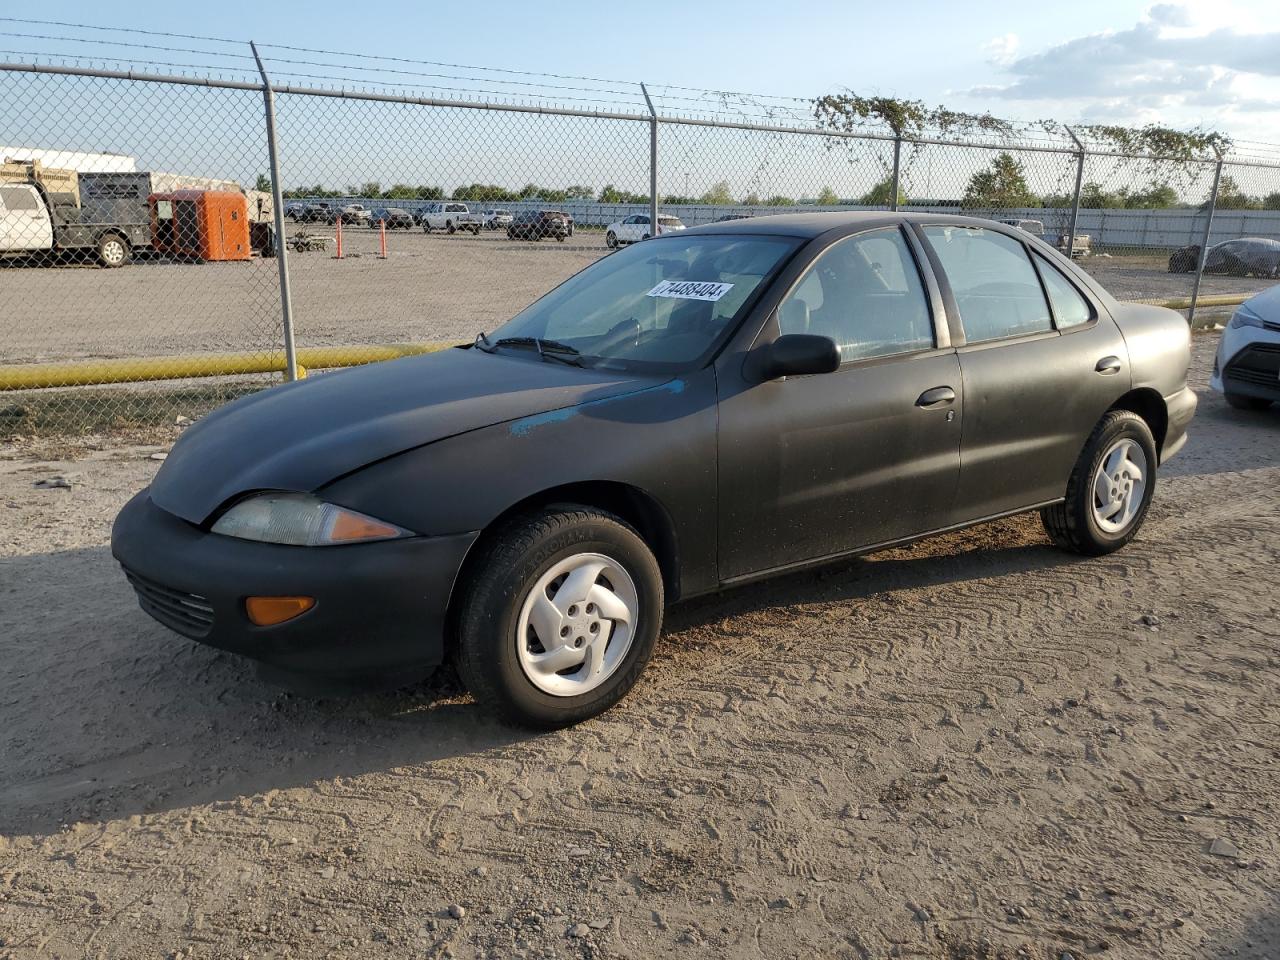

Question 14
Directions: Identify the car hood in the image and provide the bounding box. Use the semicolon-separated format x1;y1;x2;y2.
149;348;659;524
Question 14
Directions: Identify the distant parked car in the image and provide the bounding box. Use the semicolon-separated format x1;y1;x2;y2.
1211;285;1280;410
330;204;371;226
605;214;686;248
507;209;571;242
367;207;415;229
296;203;332;223
285;202;308;221
481;209;514;230
997;218;1045;236
715;214;752;222
1170;238;1280;277
422;202;481;234
1056;231;1091;259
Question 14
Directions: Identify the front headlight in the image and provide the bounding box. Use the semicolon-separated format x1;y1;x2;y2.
1230;307;1264;329
211;493;409;546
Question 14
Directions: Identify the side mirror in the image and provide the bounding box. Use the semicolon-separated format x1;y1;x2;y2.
760;334;841;379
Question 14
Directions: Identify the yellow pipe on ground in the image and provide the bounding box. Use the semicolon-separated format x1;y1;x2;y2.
0;342;452;391
0;292;1256;393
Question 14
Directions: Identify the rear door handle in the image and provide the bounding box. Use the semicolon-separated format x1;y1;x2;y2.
1095;356;1122;375
915;386;956;408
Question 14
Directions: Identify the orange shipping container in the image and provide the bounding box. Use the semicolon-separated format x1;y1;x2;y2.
148;190;250;261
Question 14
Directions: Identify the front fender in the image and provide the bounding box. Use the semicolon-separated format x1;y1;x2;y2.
318;369;721;598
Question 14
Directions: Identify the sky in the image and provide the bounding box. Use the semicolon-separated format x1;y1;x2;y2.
22;0;1279;141
3;0;1278;200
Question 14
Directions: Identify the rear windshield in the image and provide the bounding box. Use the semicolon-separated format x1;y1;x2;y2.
489;233;801;373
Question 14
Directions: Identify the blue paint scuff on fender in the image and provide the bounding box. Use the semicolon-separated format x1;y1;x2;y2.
508;378;686;437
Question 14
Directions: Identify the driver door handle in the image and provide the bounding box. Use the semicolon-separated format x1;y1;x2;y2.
1095;356;1122;375
915;386;956;408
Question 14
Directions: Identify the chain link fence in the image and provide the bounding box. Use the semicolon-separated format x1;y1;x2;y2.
2;57;1279;438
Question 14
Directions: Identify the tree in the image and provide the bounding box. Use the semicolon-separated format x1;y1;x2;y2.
742;192;761;206
357;181;382;198
452;183;516;202
816;186;839;205
1264;192;1280;211
1080;181;1123;209
1214;176;1261;210
254;173;271;193
857;176;906;207
700;180;733;205
763;195;795;206
598;184;647;204
962;153;1035;209
1124;183;1178;209
564;184;595;200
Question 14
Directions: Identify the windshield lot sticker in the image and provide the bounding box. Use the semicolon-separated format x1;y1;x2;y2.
646;280;734;302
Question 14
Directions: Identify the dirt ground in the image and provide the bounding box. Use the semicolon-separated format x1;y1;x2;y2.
1;336;1278;960
2;230;1276;365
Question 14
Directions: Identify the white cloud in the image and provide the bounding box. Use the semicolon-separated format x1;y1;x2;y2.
962;5;1280;139
982;33;1020;66
1147;3;1191;27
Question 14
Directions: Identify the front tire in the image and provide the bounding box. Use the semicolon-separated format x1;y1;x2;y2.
1041;410;1158;556
1225;391;1273;411
606;231;617;249
454;506;664;728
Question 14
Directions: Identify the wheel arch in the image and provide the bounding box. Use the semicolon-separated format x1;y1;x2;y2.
443;479;681;648
1108;388;1168;459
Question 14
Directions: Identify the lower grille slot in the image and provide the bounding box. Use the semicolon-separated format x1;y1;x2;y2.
123;567;215;638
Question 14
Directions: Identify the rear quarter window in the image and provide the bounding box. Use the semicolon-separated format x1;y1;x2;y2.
1033;252;1094;329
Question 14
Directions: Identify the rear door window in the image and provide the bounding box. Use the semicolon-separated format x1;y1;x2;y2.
923;225;1052;343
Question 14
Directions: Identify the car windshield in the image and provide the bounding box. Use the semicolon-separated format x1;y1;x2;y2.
486;234;801;372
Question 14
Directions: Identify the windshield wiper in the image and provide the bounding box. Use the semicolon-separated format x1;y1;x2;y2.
494;336;584;365
473;330;496;353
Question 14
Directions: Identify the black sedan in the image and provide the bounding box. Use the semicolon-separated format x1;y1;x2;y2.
367;207;416;229
113;213;1196;727
1169;237;1280;277
507;210;571;241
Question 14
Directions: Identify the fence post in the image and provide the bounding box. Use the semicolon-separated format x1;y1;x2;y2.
250;41;299;382
1064;126;1085;259
890;133;902;212
641;83;658;236
1187;149;1225;328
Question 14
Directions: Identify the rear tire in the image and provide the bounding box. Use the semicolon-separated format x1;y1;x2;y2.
446;220;455;234
1041;410;1158;556
97;233;130;268
606;232;617;249
453;506;664;728
1225;391;1273;411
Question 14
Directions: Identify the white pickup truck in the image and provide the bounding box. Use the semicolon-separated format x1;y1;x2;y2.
421;201;481;235
0;162;151;266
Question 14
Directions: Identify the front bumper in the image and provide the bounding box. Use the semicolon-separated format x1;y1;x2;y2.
1211;323;1280;401
111;490;478;681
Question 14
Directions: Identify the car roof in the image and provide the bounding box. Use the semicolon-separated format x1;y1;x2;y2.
682;210;1023;239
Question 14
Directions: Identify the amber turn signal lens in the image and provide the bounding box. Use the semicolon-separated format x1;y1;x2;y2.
328;510;402;543
246;596;315;626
